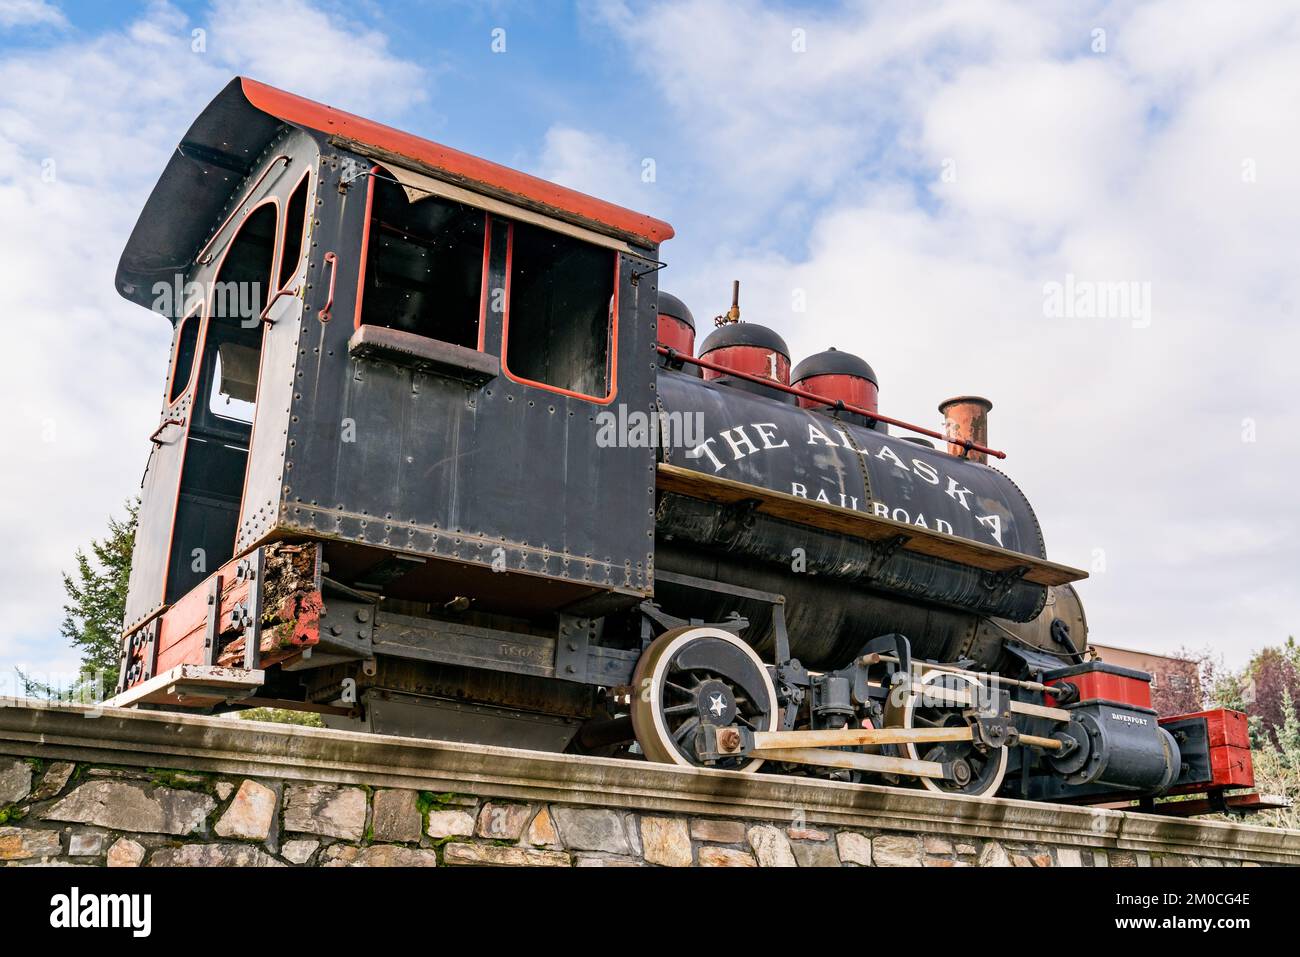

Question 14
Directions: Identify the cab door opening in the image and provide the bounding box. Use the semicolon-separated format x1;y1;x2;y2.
165;202;276;603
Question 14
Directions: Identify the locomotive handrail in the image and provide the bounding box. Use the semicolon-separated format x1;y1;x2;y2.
318;251;338;322
149;417;186;446
259;285;300;325
656;345;1007;460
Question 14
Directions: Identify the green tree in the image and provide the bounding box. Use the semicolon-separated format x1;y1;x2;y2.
22;500;138;701
1246;687;1300;829
237;707;324;728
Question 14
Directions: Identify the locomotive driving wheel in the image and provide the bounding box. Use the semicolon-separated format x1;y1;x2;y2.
630;626;779;772
885;669;1009;798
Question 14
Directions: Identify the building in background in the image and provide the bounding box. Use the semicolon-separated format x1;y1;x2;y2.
1090;643;1203;715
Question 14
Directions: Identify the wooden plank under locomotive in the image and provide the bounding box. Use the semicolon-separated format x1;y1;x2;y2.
104;76;1265;816
655;463;1085;588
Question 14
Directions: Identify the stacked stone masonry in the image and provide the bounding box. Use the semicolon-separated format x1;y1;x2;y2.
1;702;1296;867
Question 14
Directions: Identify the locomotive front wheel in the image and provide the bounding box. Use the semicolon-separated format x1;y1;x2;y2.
887;670;1009;798
630;627;779;772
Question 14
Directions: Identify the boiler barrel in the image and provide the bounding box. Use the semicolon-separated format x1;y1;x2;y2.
654;369;1054;669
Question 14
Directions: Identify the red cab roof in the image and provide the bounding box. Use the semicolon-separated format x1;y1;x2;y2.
242;78;674;247
117;77;673;316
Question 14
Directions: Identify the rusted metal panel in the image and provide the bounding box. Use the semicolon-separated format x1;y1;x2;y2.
123;543;322;693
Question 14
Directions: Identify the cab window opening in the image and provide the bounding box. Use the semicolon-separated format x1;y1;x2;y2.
277;171;310;291
502;220;616;401
358;173;486;349
208;343;258;425
167;308;202;404
211;201;277;324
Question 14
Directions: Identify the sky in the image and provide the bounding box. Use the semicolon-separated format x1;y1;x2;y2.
0;0;1297;691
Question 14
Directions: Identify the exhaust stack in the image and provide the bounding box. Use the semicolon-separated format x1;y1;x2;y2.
939;396;993;464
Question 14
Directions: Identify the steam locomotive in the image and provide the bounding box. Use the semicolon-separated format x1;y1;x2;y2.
110;77;1255;813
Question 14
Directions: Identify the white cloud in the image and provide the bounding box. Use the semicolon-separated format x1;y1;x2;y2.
0;0;66;29
205;0;429;118
588;0;1073;219
921;58;1145;229
597;0;1300;666
534;125;664;216
0;0;428;683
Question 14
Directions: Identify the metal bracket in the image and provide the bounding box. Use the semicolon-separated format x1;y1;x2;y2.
658;348;689;374
773;666;809;732
866;533;910;578
236;550;264;670
317;597;376;657
125;621;160;686
202;574;223;666
966;686;1016;750
859;634;912;686
339;157;368;191
771;600;792;665
555;615;599;683
143;621;158;683
981;564;1030;601
715;498;763;547
629;255;667;286
636;601;688;643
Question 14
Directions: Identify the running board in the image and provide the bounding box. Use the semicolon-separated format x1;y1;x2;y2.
105;664;265;710
657;462;1087;587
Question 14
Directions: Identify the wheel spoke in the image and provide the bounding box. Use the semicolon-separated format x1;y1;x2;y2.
673;716;700;744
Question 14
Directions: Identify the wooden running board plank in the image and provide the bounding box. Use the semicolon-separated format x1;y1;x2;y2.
106;664;265;710
656;463;1087;587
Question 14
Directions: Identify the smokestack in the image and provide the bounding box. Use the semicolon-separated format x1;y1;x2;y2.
938;396;992;464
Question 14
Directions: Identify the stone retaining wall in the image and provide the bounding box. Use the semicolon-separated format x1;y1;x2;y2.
2;700;1297;867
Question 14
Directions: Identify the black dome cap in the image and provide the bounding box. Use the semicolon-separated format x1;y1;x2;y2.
657;292;695;330
700;322;790;358
791;347;878;386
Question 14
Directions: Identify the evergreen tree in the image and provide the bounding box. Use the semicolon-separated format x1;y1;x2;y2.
60;499;138;690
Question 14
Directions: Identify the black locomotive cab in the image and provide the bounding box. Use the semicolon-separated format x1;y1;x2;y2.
106;79;1260;817
117;80;671;657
